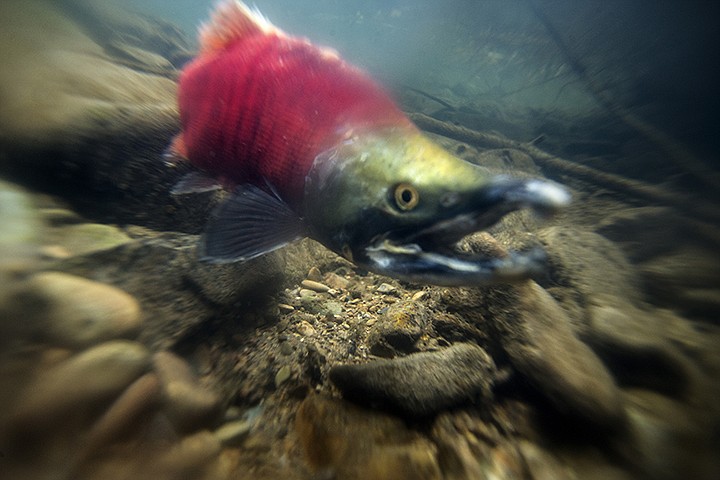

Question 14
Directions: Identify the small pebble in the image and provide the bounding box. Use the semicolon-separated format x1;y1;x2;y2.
224;406;243;421
299;288;317;299
158;431;222;472
280;342;293;355
39;244;71;259
322;301;343;316
38;208;83;225
275;365;292;387
376;283;397;294
324;272;350;290
301;279;330;293
411;291;427;301
278;303;295;313
153;351;222;433
307;266;323;282
296;320;316;337
215;419;252;446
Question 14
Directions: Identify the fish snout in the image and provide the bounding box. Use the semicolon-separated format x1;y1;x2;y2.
477;176;571;218
363;176;570;286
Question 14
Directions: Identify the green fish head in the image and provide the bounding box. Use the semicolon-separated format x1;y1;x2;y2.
304;128;570;285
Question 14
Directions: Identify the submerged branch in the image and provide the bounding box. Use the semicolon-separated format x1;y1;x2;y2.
524;0;720;190
401;86;457;111
409;113;720;241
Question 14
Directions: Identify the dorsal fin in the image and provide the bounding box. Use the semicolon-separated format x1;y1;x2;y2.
198;1;282;55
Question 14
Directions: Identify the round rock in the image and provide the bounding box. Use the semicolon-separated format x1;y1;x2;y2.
214;419;252;447
12;271;142;349
301;279;330;293
46;223;131;257
495;282;625;429
0;179;40;273
86;372;161;447
153;351;223;433
296;395;442;479
538;226;641;304
12;340;151;427
587;298;696;397
157;431;222;474
367;299;431;357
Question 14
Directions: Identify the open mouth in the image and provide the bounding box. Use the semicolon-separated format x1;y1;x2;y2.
365;178;570;286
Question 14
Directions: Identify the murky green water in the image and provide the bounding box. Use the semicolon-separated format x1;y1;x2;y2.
1;1;718;479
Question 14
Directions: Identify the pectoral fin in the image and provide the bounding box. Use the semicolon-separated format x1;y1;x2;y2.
199;184;306;263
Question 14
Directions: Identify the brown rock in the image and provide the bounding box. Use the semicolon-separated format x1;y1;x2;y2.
587;298;698;398
153;351;223;433
324;272;350;290
9;271;142;349
0;0;178;148
44;223;131;257
214;419;253;447
595;207;686;262
639;247;720;312
537;226;641;305
330;343;496;416
12;340;151;428
491;282;625;429
188;253;285;307
157;431;223;475
367;299;431;357
618;389;720;480
295;320;317;337
306;266;322;282
296;395;441;480
641;247;720;288
676;287;720;316
301;279;331;293
86;373;161;448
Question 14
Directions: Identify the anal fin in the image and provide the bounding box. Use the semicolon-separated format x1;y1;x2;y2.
163;133;189;167
199;184;306;263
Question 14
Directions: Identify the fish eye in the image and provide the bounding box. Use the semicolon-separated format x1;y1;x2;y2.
392;183;419;211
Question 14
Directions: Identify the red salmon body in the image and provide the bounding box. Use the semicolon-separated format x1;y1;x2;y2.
170;1;570;285
177;2;411;203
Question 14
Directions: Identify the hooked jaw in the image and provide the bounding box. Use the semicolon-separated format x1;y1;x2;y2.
363;177;571;286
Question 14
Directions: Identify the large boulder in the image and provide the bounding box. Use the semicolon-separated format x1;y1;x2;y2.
0;0;206;232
